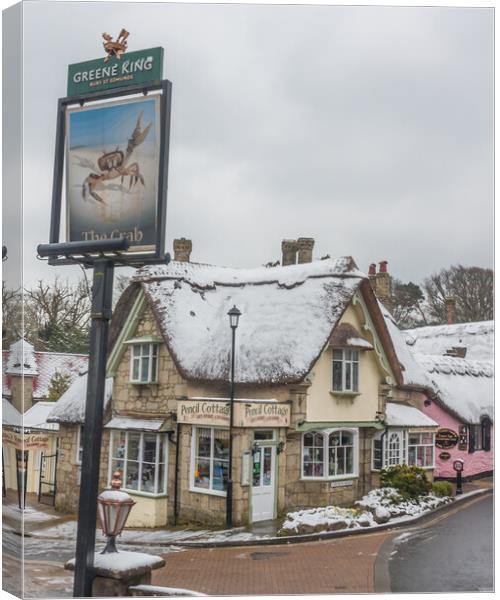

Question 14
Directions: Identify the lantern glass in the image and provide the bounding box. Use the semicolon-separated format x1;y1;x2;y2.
228;306;241;329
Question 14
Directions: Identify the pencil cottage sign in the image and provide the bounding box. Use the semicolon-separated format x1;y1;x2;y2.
177;399;291;428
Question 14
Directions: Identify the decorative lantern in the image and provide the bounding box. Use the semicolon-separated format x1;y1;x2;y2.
97;470;136;553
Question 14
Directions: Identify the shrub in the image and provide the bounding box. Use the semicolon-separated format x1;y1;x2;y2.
431;481;453;497
380;465;432;500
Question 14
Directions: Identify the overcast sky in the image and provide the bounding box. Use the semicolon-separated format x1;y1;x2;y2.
4;2;494;287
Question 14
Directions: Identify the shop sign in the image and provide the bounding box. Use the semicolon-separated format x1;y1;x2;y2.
67;47;164;96
458;425;468;451
439;451;451;460
233;402;290;428
330;480;353;488
2;430;51;450
177;399;291;428
435;428;459;449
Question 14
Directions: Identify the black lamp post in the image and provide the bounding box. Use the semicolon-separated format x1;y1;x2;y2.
97;470;135;554
226;305;241;529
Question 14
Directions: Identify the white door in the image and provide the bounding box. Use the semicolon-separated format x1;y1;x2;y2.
251;445;276;522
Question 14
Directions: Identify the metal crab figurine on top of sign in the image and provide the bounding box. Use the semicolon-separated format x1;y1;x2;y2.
49;30;171;265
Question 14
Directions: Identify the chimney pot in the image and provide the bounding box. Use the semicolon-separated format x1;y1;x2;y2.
173;238;192;262
368;263;376;276
378;261;388;274
297;237;315;264
281;239;298;266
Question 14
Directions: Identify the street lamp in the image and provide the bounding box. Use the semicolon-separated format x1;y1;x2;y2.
97;470;135;554
226;305;241;529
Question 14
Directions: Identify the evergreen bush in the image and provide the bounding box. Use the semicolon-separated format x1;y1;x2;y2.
380;464;432;500
431;480;453;497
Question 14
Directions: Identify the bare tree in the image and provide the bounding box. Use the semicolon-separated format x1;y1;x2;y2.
2;281;23;346
423;265;493;324
24;277;91;352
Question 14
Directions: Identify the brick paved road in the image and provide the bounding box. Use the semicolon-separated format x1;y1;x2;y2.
152;531;389;595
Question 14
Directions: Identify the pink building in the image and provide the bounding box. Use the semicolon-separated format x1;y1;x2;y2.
381;309;493;481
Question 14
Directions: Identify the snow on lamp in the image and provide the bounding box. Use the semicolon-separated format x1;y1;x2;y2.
97;470;135;554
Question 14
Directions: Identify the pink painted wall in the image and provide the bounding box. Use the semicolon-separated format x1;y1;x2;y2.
424;399;493;478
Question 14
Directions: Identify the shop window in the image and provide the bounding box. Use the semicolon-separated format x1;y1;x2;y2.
469;420;492;453
407;432;435;468
302;429;358;479
481;418;492;452
191;427;229;495
332;349;359;392
76;426;84;464
108;430;167;495
130;343;159;384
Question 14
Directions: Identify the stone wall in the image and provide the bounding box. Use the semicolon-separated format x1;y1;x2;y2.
112;306;185;418
55;424;110;515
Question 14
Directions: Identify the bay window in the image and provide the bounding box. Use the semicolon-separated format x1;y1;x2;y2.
332;349;359;393
302;429;358;479
372;429;435;470
130;343;159;383
191;427;229;494
109;430;168;495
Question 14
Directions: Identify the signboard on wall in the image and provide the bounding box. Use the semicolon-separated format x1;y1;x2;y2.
2;430;51;450
66;95;161;252
435;428;459;449
177;399;291;428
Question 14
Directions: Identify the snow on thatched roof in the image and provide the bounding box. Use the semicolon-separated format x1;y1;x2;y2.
415;354;493;424
132;258;366;385
403;321;493;362
378;302;431;388
2;340;88;400
385;402;438;428
47;372;113;424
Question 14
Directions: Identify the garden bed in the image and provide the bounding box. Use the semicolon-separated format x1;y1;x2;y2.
278;487;454;536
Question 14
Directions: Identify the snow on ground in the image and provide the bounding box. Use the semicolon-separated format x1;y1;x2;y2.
2;502;55;523
278;488;453;536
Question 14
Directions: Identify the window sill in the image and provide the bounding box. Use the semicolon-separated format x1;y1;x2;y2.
301;475;358;482
123;490;168;499
189;486;227;498
329;391;361;398
128;380;159;386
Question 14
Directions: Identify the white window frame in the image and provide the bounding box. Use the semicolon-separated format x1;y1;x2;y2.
75;425;83;465
107;430;168;497
407;432;435;469
332;349;360;393
301;428;359;481
129;343;159;384
190;426;229;497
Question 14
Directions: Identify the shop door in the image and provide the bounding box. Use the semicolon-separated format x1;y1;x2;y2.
251;445;276;522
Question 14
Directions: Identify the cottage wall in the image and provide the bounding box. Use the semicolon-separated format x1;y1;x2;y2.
55;424;109;514
424;401;493;479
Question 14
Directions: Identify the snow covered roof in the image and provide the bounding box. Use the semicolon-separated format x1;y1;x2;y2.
47;372;113;424
132;258;367;385
415;354;493;424
378;302;432;388
2;398;22;427
385;402;437;428
403;321;494;362
105;416;168;431
2;340;88;400
23;402;59;432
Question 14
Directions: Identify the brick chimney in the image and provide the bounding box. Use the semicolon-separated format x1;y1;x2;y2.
445;297;456;325
281;239;298;266
297;238;315;264
375;261;391;303
173;238;192;262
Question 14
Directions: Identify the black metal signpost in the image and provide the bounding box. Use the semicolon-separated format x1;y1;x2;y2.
453;459;464;495
39;37;172;597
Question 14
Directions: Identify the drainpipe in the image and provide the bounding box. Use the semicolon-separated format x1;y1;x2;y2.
173;422;181;525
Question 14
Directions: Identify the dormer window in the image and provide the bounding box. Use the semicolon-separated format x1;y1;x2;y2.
332;349;359;392
130;342;159;384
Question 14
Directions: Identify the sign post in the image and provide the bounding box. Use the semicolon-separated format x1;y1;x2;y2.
453;459;464;495
39;31;172;597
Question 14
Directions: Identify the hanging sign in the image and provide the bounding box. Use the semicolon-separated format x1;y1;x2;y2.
65;95;161;252
435;428;459;449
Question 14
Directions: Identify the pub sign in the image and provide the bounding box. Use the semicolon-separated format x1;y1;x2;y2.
435;428;459;449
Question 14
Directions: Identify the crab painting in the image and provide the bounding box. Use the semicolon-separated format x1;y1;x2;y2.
81;110;152;205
